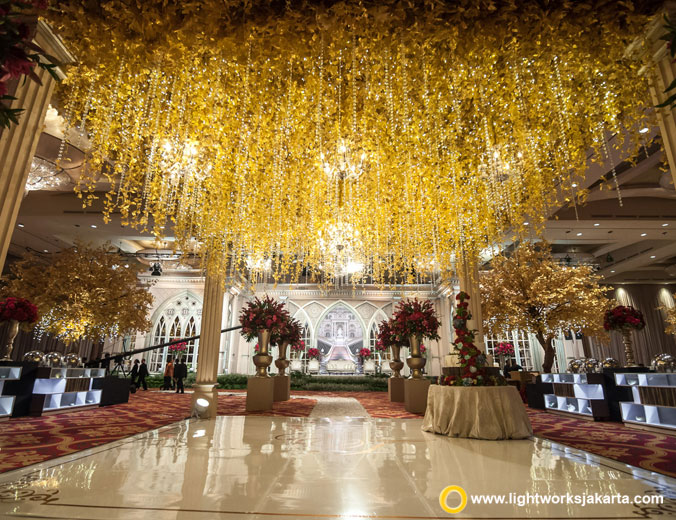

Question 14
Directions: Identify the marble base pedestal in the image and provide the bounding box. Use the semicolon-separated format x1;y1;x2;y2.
246;377;274;411
273;375;290;402
388;377;405;402
405;378;431;414
191;384;219;419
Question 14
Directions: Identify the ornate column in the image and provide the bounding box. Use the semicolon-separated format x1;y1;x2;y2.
0;22;74;270
191;273;225;418
457;253;485;352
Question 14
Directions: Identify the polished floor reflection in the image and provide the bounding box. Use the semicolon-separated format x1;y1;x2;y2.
0;416;674;519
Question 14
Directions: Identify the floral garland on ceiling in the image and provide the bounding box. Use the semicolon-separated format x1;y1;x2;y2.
46;1;656;286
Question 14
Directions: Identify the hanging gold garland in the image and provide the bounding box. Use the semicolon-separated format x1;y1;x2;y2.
48;1;655;286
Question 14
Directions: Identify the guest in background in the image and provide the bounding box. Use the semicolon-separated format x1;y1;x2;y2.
162;357;174;390
130;359;140;387
503;358;522;379
137;359;149;391
174;358;187;394
100;352;111;374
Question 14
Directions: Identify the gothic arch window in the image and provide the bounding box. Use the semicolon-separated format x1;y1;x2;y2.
148;293;202;373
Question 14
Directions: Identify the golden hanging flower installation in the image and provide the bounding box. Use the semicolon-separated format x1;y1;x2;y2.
49;1;655;285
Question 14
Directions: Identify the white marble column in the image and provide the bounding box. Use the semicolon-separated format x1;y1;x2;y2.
191;273;225;418
457;253;485;352
0;22;73;270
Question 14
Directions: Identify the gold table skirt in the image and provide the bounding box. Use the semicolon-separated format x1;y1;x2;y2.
422;385;533;440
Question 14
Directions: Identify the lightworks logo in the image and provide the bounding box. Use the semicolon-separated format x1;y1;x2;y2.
439;485;468;514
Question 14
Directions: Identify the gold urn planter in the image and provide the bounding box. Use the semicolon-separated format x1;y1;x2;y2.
0;320;20;361
621;329;638;367
389;344;404;378
253;329;273;377
406;335;426;379
275;340;291;376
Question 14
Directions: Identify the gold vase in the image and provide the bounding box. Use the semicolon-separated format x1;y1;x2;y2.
406;334;426;379
275;340;291;376
621;329;637;367
389;344;404;378
253;329;273;377
0;320;20;361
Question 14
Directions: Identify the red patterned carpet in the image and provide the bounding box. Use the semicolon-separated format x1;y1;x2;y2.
0;392;316;474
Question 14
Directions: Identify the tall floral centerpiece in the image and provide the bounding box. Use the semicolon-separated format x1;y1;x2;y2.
168;341;187;362
440;292;505;387
377;318;404;377
392;299;440;379
240;296;289;377
604;305;645;367
275;317;301;377
494;342;514;370
0;297;38;360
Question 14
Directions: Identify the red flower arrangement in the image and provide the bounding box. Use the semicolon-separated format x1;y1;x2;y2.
278;317;302;346
420;344;427;355
168;341;187;353
439;292;505;387
1;1;61;129
239;295;290;341
375;318;396;351
391;298;440;341
358;347;372;359
290;341;305;353
0;296;38;323
494;342;514;356
307;347;320;360
603;305;645;332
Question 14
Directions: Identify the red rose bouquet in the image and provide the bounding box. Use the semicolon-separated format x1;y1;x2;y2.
375;318;396;351
494;342;514;356
290;341;305;353
603;306;645;332
279;317;302;346
0;296;38;323
359;347;372;359
168;341;187;353
307;347;320;360
239;296;290;341
391;298;440;341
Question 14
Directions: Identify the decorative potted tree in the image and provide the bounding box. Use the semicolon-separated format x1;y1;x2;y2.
604;305;645;367
0;297;38;360
240;296;289;377
392;299;440;379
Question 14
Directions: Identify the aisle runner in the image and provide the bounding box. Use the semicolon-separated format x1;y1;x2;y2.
0;392;316;474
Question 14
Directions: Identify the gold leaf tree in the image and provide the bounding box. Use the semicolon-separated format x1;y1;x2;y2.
480;242;612;373
661;295;676;335
1;243;154;343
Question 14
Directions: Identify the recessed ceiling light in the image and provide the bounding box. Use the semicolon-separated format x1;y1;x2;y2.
640;233;647;237
571;183;578;188
639;127;649;134
576;232;582;236
43;249;48;253
124;264;129;268
610;270;615;273
663;223;669;227
91;224;97;228
523;222;529;226
593;223;600;227
17;223;24;228
159;226;165;230
650;255;656;259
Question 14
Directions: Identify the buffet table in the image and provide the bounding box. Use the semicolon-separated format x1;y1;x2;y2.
422;385;533;440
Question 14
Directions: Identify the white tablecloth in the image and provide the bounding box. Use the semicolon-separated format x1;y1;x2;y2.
422;385;533;440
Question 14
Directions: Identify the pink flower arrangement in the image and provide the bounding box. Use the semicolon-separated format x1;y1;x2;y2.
604;305;645;332
0;296;38;323
359;347;372;359
239;295;290;341
391;298;440;341
494;342;514;356
307;347;320;360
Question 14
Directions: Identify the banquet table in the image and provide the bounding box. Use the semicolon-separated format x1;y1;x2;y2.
422;385;533;440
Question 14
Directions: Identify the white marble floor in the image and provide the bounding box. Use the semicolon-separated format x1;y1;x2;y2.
0;415;674;519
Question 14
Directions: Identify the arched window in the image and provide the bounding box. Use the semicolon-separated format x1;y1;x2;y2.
148;293;202;373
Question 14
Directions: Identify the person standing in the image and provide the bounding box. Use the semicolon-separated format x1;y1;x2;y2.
137;359;149;391
174;358;187;394
130;359;140;388
100;352;111;375
162;357;174;390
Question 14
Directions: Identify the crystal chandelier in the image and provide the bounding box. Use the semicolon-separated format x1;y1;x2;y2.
26;157;69;191
321;139;367;181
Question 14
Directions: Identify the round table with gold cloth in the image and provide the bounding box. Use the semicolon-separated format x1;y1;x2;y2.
422;385;533;440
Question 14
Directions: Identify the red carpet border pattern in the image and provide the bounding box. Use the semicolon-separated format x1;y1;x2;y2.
0;392;316;474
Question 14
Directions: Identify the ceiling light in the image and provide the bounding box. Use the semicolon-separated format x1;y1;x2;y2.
523;222;529;226
663;223;669;227
639;127;649;134
43;249;48;253
593;223;600;227
571;183;578;188
650;255;656;259
640;233;647;237
610;270;615;273
124;264;130;268
576;232;582;236
17;223;24;228
91;224;97;228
